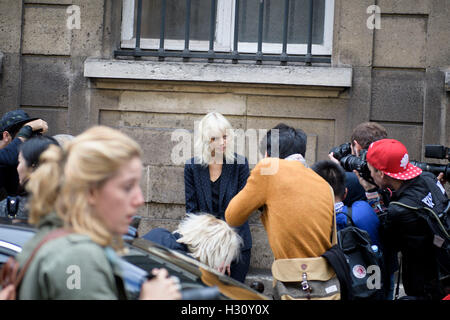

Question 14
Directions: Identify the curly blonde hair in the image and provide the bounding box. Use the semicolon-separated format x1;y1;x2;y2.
174;213;243;269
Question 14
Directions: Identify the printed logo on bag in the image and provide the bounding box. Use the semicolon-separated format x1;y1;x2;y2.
325;285;338;294
352;265;367;279
421;192;435;208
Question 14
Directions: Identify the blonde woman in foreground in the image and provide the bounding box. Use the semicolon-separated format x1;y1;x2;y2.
15;125;181;300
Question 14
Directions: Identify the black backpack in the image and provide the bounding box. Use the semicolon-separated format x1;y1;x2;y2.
337;208;385;300
389;200;450;295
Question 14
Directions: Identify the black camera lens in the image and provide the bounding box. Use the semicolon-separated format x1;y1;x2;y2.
410;161;450;181
330;142;352;160
340;150;374;183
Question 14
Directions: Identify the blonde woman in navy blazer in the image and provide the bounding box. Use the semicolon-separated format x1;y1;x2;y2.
184;112;251;283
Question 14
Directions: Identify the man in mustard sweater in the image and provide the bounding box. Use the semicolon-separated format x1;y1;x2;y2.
225;124;335;259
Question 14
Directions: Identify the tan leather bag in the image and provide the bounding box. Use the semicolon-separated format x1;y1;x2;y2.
272;256;341;300
0;228;70;300
272;188;340;300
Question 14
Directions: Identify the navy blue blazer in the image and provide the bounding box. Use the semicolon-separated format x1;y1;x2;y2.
184;154;252;251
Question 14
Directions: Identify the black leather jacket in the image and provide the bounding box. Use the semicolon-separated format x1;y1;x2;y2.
381;172;448;299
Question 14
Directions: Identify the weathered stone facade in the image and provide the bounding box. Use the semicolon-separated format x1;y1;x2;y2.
1;0;449;273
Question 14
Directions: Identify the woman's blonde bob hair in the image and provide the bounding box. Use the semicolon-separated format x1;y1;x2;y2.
175;213;242;270
194;112;235;166
26;125;142;250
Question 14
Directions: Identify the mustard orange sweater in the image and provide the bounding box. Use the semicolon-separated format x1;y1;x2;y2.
225;158;334;259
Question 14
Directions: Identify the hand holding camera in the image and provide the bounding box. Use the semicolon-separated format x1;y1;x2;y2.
24;119;48;135
16;119;48;142
329;142;375;185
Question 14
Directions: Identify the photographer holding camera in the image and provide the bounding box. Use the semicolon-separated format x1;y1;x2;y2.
355;139;449;300
0;109;48;200
329;122;388;207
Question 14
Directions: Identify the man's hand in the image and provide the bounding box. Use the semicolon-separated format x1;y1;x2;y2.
217;260;231;276
353;170;377;192
24;119;48;134
328;152;341;165
437;172;447;186
139;268;182;300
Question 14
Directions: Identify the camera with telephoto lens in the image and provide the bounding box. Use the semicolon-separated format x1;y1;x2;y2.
410;144;450;180
330;143;374;183
330;142;352;160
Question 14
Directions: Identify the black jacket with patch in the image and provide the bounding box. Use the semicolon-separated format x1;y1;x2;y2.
381;172;448;299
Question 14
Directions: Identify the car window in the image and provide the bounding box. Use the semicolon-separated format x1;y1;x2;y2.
0;225;35;248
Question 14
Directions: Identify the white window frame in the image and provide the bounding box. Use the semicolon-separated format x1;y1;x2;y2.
121;0;334;55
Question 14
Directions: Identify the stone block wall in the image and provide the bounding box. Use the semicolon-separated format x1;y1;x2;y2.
0;0;106;136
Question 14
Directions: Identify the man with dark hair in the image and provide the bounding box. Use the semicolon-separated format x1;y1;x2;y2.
357;139;448;299
226;124;334;261
0;109;48;199
311;160;380;246
263;123;307;161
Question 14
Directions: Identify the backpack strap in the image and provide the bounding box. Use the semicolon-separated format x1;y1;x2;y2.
15;228;72;287
389;201;450;239
337;206;355;227
329;185;337;246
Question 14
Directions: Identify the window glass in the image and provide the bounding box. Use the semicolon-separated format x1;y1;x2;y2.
134;0;212;41
238;0;325;45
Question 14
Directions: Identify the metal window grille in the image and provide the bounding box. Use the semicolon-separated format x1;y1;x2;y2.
114;0;331;65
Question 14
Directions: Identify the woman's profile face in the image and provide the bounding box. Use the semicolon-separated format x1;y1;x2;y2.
17;152;32;186
89;156;144;235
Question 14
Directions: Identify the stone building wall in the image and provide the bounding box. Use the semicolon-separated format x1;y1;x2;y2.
0;0;449;271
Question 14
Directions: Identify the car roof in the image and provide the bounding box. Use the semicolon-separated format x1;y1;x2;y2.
0;220;36;250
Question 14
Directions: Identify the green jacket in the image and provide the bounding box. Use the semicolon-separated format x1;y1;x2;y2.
16;213;127;300
15;211;63;267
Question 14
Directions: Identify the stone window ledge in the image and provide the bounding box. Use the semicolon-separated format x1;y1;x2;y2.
84;58;352;88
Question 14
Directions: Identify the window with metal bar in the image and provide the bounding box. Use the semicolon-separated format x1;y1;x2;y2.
117;0;334;64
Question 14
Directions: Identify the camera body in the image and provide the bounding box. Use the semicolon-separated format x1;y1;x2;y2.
330;143;373;182
330;142;352;160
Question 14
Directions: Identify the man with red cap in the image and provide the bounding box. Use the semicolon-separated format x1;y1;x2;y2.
355;138;448;299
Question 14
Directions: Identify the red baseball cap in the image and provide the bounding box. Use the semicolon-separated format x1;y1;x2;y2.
366;139;422;180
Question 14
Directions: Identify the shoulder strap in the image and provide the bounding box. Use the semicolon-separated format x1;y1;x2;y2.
329;186;337;246
15;228;72;287
389;201;450;239
343;206;354;226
